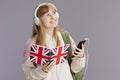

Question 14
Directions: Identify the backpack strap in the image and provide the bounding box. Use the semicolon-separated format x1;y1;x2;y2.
60;30;84;80
60;30;72;64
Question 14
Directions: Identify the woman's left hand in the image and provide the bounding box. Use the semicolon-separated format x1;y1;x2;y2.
72;43;85;58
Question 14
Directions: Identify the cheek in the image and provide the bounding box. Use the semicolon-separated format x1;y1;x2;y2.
42;18;50;24
55;16;59;23
45;18;50;22
56;12;59;19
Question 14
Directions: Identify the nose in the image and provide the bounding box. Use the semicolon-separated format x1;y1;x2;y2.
50;15;55;20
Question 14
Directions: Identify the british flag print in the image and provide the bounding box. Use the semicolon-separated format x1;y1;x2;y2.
30;43;69;65
50;44;70;64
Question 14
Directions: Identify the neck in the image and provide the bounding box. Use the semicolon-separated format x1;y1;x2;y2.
45;28;54;37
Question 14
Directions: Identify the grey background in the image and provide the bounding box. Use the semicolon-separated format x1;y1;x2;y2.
0;0;120;80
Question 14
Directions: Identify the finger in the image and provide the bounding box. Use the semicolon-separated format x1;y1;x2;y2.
76;48;81;51
72;52;79;57
76;48;84;52
78;53;84;58
48;62;55;70
81;43;85;50
42;62;51;73
43;62;50;67
73;49;85;55
73;52;85;58
74;51;79;54
47;61;55;68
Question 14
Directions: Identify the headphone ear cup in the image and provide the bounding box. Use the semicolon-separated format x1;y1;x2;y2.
34;17;40;26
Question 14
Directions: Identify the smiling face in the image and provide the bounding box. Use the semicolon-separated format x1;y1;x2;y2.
37;3;59;29
41;8;59;29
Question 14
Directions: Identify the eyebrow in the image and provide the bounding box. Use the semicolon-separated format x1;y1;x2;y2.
47;10;56;14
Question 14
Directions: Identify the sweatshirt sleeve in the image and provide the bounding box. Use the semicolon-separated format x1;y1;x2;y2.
22;37;47;80
69;36;86;73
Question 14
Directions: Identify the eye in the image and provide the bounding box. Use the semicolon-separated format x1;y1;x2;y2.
53;11;56;14
46;13;50;16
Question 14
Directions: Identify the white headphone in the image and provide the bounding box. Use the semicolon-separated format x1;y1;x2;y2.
34;3;59;26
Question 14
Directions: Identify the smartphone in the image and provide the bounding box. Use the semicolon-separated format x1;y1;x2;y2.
74;38;88;54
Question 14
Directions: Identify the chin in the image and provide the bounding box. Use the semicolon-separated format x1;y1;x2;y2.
51;24;57;27
46;25;57;29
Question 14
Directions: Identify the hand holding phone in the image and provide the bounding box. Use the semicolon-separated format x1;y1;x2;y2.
74;38;88;55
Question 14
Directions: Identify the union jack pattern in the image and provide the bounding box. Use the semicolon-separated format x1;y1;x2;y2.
30;44;69;65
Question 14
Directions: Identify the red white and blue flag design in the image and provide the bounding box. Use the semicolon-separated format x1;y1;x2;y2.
30;44;69;65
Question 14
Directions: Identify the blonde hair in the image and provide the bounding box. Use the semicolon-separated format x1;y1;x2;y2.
32;3;61;47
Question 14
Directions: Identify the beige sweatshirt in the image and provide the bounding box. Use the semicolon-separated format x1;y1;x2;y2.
22;31;86;80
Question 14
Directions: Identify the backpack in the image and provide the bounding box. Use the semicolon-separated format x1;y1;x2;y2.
60;30;84;80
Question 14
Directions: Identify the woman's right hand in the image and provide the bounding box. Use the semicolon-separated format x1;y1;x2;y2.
42;61;55;73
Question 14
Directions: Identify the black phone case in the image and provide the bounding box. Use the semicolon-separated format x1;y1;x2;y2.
74;40;86;55
77;40;86;49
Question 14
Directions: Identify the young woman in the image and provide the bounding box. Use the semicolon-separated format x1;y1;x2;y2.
22;2;86;80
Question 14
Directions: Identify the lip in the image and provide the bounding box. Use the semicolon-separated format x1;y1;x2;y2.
50;20;56;24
